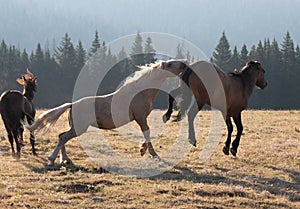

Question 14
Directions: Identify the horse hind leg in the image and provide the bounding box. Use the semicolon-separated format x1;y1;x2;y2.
223;117;233;155
12;129;21;159
3;122;15;155
48;128;77;165
60;145;73;165
137;118;159;158
7;131;15;155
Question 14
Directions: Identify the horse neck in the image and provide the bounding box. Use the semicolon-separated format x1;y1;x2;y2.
121;69;167;93
241;71;258;98
23;88;34;101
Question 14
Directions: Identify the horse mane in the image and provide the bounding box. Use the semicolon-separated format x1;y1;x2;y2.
228;61;261;77
121;62;162;87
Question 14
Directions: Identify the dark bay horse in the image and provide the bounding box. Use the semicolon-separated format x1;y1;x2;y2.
163;60;267;156
0;69;37;158
27;61;188;165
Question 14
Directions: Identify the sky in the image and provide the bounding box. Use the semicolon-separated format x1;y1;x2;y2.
1;0;299;56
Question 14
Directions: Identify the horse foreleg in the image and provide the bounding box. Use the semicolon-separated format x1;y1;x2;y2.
163;87;181;123
231;113;243;156
48;128;76;165
223;117;233;155
187;102;200;147
27;117;37;155
30;132;37;156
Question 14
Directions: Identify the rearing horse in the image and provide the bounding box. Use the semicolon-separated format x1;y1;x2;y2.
27;61;188;165
163;60;267;156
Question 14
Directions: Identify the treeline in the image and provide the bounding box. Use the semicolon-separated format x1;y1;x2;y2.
0;31;299;109
0;31;156;107
210;32;300;109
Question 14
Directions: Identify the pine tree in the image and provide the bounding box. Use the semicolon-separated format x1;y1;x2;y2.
212;32;232;70
264;39;271;69
54;33;76;73
20;49;29;68
186;50;191;62
281;31;295;72
256;40;264;63
144;36;156;64
75;40;86;70
249;45;257;60
175;43;185;59
31;43;45;74
117;47;127;62
130;32;144;66
230;46;240;69
240;44;248;65
89;30;101;57
295;45;300;67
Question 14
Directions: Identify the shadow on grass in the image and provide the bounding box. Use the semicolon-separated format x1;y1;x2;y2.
150;163;300;203
22;154;300;203
21;156;108;174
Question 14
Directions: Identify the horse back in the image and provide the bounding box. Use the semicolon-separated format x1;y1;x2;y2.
0;90;25;124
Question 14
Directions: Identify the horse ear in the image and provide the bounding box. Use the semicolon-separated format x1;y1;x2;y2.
26;68;35;78
16;78;25;85
247;61;256;66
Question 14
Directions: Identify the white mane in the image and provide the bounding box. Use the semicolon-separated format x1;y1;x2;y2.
121;61;162;87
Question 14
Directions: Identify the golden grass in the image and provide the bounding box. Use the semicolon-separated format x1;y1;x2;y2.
0;110;299;208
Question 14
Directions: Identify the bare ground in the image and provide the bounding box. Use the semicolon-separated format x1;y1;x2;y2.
0;110;299;208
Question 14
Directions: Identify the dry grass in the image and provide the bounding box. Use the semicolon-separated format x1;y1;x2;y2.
0;109;299;208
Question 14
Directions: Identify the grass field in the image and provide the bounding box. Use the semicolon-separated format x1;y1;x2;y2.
0;110;299;208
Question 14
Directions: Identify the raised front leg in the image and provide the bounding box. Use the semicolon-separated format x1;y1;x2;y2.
163;87;181;123
231;113;243;156
223;117;233;155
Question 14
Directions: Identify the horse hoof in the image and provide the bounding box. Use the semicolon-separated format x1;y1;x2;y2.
223;146;229;155
15;153;21;159
189;139;197;147
162;114;170;123
61;158;73;165
140;143;148;156
230;148;237;157
151;155;161;161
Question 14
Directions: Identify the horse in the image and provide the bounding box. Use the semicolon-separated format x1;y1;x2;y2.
27;61;188;165
0;69;37;158
163;60;267;156
163;67;193;122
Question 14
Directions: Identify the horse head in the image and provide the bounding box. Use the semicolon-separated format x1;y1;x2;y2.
246;61;267;89
161;59;189;76
16;69;37;92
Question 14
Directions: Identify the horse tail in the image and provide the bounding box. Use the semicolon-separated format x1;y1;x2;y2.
26;103;72;134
